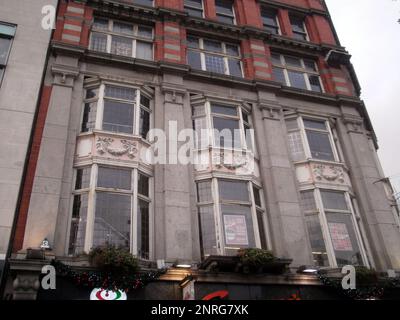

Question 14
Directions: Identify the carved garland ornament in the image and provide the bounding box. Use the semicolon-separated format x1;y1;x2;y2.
96;137;138;159
213;151;247;170
313;164;345;183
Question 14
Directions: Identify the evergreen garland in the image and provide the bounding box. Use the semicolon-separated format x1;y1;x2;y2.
51;259;166;292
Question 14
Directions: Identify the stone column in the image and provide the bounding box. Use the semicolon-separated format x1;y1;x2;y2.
252;93;313;267
337;114;400;270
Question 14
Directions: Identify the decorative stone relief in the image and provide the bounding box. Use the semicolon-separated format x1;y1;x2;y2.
213;150;247;170
313;164;345;183
96;137;138;159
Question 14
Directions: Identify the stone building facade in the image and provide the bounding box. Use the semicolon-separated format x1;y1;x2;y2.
3;0;400;299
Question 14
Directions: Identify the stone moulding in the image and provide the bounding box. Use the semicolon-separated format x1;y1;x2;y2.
312;164;345;183
96;137;138;159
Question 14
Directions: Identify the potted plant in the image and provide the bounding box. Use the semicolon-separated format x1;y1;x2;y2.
237;248;292;274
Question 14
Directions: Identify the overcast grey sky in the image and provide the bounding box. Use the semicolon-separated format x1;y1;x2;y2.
325;0;400;191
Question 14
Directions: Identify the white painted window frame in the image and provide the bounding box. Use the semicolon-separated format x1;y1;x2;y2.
215;0;237;25
184;0;205;18
261;7;282;35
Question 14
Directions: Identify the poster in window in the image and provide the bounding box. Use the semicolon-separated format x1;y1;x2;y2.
328;222;353;251
223;215;249;246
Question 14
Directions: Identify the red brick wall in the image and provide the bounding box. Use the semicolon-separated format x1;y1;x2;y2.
13;86;53;252
273;0;325;11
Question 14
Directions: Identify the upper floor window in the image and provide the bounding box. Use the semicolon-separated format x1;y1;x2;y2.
69;166;152;260
192;102;254;151
196;179;269;258
261;8;280;35
271;53;323;93
0;23;16;86
90;17;153;60
132;0;154;7
285;117;338;162
184;0;204;17
289;14;308;41
187;36;242;77
215;0;236;25
81;84;152;139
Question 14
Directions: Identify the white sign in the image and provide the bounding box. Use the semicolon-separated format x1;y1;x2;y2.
223;215;249;246
90;288;127;300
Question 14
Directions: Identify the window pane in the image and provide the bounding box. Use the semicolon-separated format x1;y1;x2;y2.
137;199;150;259
68;194;88;255
264;25;279;34
140;95;150;108
75;167;91;190
0;67;4;82
304;59;317;71
219;180;249;202
309;75;322;92
217;15;234;24
215;0;234;15
188;50;202;69
287;70;307;89
306;130;335;161
90;32;107;52
86;88;98;99
257;210;268;249
213;117;241;148
187;36;199;49
303;119;327;130
287;131;305;161
326;213;363;266
261;9;278;28
186;7;203;17
198;206;218;257
97;166;132;190
253;186;261;207
228;58;242;77
93;18;109;31
285;56;302;68
111;36;133;56
193;117;208;148
300;190;316;212
139;108;150;139
272;67;286;85
185;0;202;8
203;39;222;53
197;181;212;202
211;103;237;116
293;32;307;41
285;118;299;131
321;191;348;211
113;21;133;35
137;26;153;39
138;174;149;197
271;53;282;65
205;54;225;74
221;204;255;250
0;37;12;65
93;193;131;250
305;214;329;267
103;100;134;134
136;41;153;60
0;24;16;37
105;85;136;100
290;15;306;33
225;44;239;56
133;0;154;6
81;102;96;133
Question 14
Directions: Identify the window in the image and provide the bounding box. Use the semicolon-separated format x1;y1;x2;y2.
289;14;308;41
261;8;280;34
192;102;254;150
285;117;338;162
68;166;152;259
300;189;366;267
81;84;152;138
196;179;269;257
215;0;235;25
272;53;323;92
90;18;153;60
184;0;204;17
187;36;242;77
133;0;154;6
0;23;16;85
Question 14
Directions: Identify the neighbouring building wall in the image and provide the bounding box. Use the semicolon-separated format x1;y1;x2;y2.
0;0;57;263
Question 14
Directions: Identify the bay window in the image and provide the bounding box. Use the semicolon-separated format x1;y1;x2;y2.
184;0;204;17
68;165;152;260
81;84;152;139
271;53;323;92
197;179;269;258
187;36;242;77
192;101;254;151
90;17;153;60
285;117;338;162
300;189;367;267
215;0;235;25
